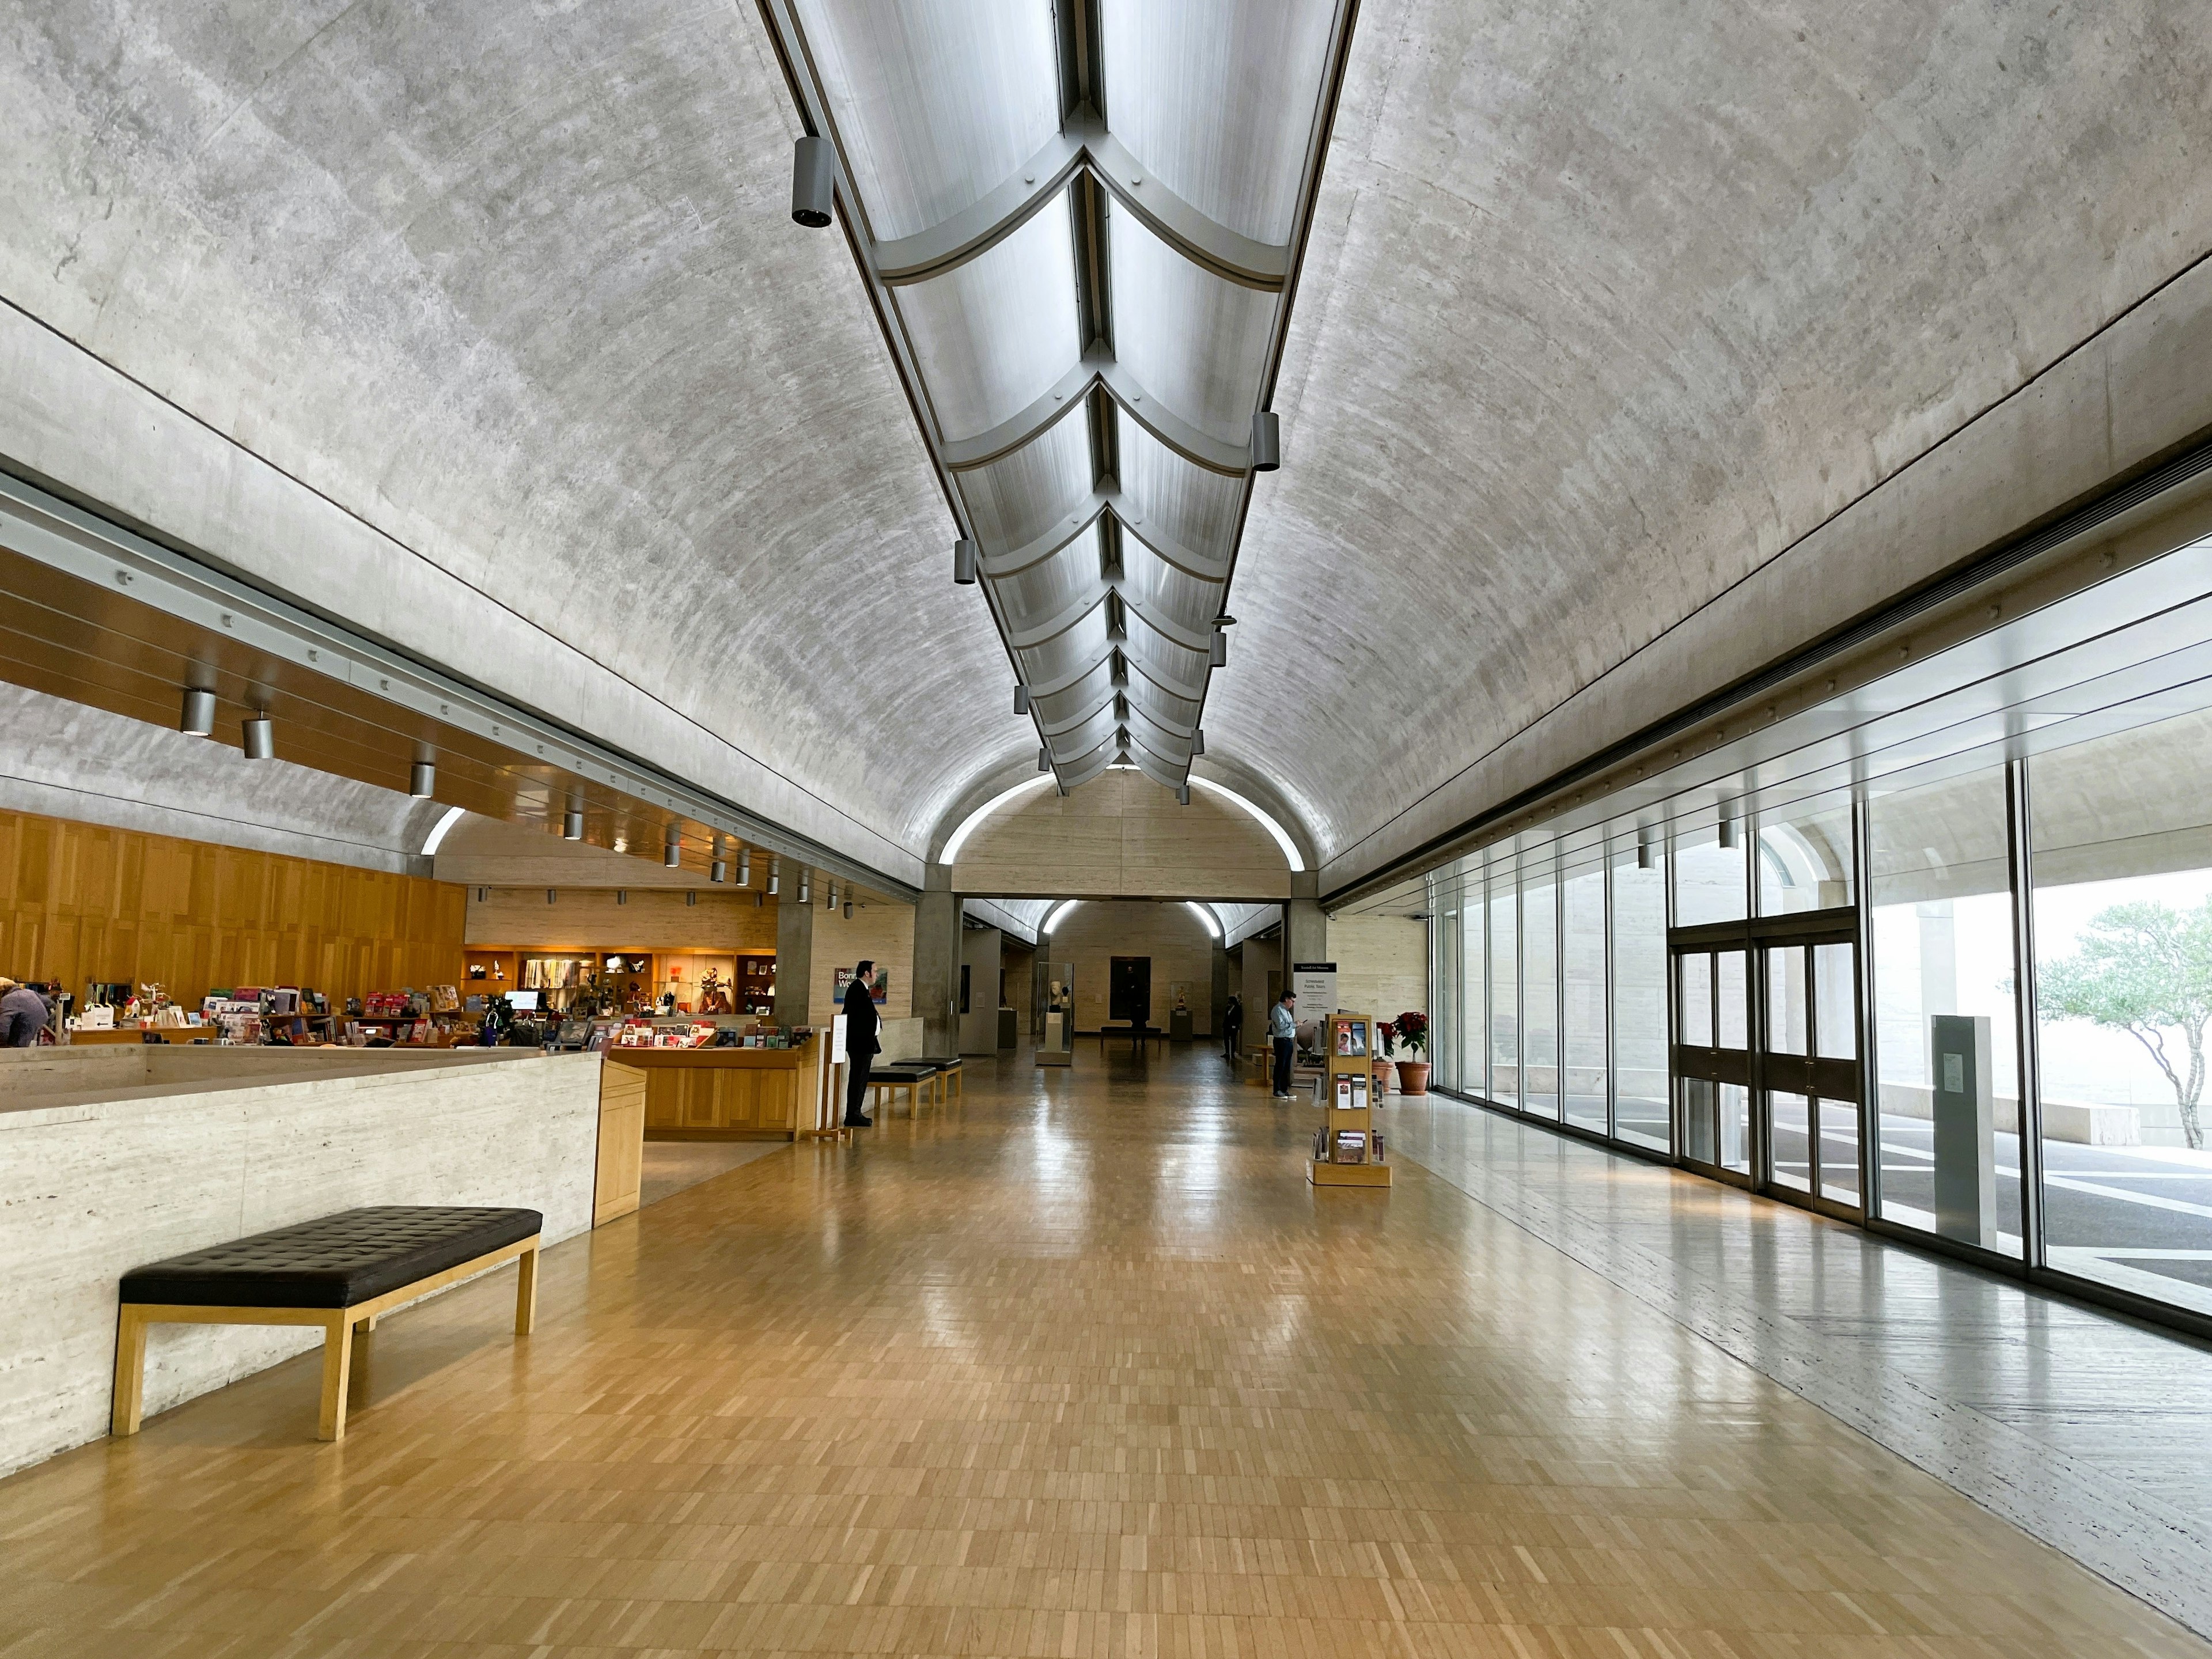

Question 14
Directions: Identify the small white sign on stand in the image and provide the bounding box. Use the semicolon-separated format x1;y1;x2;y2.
1293;961;1338;1014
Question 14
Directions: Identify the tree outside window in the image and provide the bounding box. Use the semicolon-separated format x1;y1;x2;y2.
2038;899;2212;1150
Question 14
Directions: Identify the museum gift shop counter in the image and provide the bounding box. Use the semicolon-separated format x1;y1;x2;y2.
604;1036;830;1141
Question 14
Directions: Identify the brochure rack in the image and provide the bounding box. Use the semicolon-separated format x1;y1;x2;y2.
1309;1012;1391;1188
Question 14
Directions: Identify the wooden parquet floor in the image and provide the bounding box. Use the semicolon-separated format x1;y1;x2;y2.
2;1046;2206;1657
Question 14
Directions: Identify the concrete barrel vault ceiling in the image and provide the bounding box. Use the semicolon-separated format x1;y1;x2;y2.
5;0;2211;896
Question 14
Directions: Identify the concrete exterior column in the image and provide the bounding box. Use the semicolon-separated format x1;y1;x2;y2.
914;862;961;1058
772;887;811;1027
1286;873;1327;995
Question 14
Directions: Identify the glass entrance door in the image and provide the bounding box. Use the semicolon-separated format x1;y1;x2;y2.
1674;945;1752;1183
1759;938;1864;1214
1674;911;1863;1209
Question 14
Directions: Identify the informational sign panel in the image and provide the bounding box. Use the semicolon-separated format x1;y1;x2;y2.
830;1012;848;1068
1293;961;1338;1015
833;966;889;1005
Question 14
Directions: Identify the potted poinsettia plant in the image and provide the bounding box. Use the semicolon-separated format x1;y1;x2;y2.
1388;1010;1430;1094
1372;1021;1396;1094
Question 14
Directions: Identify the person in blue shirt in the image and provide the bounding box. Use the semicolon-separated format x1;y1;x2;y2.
1268;990;1297;1099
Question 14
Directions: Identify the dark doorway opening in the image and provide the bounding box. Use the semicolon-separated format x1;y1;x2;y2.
1109;956;1152;1027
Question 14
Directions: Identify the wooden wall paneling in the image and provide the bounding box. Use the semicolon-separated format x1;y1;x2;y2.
464;886;778;952
0;807;464;1007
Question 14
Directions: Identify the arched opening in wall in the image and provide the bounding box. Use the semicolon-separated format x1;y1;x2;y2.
1003;896;1250;1058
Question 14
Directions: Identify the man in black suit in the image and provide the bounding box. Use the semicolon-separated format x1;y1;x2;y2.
842;958;879;1127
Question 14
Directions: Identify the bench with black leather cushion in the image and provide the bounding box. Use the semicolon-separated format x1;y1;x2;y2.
112;1205;544;1444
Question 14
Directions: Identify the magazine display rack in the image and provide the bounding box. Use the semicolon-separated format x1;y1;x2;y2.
1309;1012;1391;1188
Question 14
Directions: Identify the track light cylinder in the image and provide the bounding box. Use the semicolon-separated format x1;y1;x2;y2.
768;858;781;896
180;688;215;737
1717;817;1738;850
1177;784;1190;806
1014;683;1029;715
738;848;752;887
798;870;811;904
563;806;584;840
241;715;274;760
1209;631;1228;668
1251;408;1281;472
1037;746;1051;772
791;135;834;228
1191;728;1205;756
953;537;979;585
711;858;728;884
664;830;682;869
410;759;436;798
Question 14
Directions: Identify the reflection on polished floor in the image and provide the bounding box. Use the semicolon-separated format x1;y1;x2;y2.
4;1047;2210;1657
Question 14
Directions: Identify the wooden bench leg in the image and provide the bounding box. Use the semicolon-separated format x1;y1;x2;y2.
348;1313;377;1407
111;1305;149;1438
514;1244;539;1336
317;1315;354;1441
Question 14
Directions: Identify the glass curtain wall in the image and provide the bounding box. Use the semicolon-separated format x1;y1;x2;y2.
1489;868;1518;1106
1459;885;1485;1097
1613;834;1670;1150
1868;765;2024;1255
1522;852;1560;1119
1416;654;2212;1333
2029;710;2212;1320
1563;849;1608;1133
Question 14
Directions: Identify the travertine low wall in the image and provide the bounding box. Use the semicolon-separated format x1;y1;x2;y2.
0;1047;601;1477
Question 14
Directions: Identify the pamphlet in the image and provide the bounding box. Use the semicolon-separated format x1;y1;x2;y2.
1333;1128;1368;1164
1335;1020;1368;1058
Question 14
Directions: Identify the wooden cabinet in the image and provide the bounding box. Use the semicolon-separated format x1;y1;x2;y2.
614;1044;817;1140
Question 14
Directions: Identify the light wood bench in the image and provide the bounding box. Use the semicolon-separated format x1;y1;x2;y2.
113;1205;543;1443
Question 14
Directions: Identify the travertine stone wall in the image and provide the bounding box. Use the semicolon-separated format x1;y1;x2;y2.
0;1047;600;1478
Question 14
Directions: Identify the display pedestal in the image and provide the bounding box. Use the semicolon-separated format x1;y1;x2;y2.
1308;1012;1391;1190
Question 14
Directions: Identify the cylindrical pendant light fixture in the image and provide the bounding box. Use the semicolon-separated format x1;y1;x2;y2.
664;827;682;869
562;794;584;840
1717;816;1738;850
1014;683;1030;715
844;900;854;919
409;759;436;798
1251;408;1281;472
180;688;215;737
767;857;781;896
798;869;812;905
1176;783;1190;806
1209;631;1228;668
791;135;834;228
737;847;752;887
241;714;274;760
1037;746;1051;772
953;537;979;585
1191;728;1205;756
711;856;728;884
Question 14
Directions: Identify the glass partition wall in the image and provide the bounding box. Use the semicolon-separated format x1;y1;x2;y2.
1423;715;2212;1333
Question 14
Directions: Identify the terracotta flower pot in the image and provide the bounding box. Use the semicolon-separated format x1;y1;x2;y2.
1395;1060;1431;1095
1371;1060;1392;1095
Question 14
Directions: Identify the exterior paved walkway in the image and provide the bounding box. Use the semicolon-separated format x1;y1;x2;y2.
1;1044;2207;1656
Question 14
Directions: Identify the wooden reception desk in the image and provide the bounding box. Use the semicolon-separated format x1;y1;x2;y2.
607;1040;827;1141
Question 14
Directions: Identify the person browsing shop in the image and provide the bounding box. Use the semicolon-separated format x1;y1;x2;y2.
0;978;50;1046
1269;989;1297;1099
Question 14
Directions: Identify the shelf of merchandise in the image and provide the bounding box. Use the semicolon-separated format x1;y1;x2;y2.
1310;1012;1392;1188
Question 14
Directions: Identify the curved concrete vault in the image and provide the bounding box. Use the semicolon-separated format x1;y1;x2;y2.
5;0;2210;900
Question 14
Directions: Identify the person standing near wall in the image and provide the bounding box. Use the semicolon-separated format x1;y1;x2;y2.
842;959;879;1128
1268;989;1297;1099
1223;993;1243;1063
